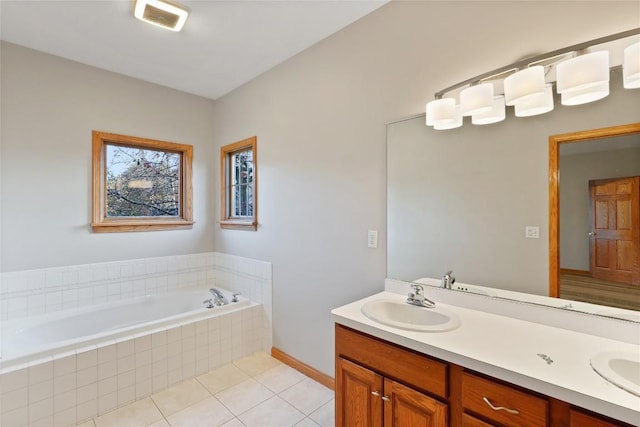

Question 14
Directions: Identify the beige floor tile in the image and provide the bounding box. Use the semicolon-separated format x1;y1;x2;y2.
146;420;170;427
196;363;250;395
279;378;334;416
215;378;274;415
309;399;335;427
220;419;245;427
238;395;305;427
254;364;306;393
166;397;234;427
151;378;210;417
94;398;163;427
294;418;320;427
233;351;281;376
76;420;96;427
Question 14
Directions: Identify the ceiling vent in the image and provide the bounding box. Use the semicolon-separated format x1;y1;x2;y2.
134;0;190;32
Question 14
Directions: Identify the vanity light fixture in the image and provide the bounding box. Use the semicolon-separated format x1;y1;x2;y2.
134;0;190;32
504;66;546;106
425;28;640;130
623;41;640;88
514;84;554;117
459;83;494;116
556;51;610;105
471;96;506;125
426;98;458;127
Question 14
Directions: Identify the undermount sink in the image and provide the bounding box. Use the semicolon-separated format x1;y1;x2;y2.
361;299;460;332
590;352;640;397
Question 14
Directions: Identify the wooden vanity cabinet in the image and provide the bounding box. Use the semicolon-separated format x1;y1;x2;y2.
336;325;448;426
335;324;633;427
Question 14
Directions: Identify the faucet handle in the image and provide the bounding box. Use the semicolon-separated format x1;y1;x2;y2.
203;298;214;308
231;293;240;302
410;283;424;294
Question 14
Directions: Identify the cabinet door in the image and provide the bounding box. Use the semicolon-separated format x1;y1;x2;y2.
336;357;384;427
383;378;448;427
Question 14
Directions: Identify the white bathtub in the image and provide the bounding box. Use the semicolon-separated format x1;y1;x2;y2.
1;287;252;368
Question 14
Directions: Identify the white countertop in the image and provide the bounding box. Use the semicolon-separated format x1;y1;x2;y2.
331;291;640;425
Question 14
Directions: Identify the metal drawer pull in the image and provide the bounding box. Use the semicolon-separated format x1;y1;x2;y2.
371;391;381;397
482;397;520;415
381;396;390;401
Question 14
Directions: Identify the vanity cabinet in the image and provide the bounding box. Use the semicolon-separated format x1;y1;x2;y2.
337;357;447;426
335;324;632;427
336;324;448;426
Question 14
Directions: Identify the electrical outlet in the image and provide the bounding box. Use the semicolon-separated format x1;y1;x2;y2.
525;226;540;239
367;230;378;248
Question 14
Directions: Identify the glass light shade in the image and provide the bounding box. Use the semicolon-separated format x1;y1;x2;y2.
426;98;457;126
556;51;609;94
623;42;640;89
515;85;554;117
472;96;505;125
434;107;462;130
560;82;609;106
503;66;546;106
460;83;494;116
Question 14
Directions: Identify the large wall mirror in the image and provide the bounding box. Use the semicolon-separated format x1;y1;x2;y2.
387;72;640;321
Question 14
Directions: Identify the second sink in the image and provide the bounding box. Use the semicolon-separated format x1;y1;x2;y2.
590;351;640;397
361;299;460;332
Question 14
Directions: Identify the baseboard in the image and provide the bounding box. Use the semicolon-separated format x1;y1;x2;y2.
271;347;335;391
560;268;590;277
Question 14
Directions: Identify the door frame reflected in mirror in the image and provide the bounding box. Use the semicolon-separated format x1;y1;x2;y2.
548;122;640;298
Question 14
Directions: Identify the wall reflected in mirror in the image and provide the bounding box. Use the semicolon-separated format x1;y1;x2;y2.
387;72;640;320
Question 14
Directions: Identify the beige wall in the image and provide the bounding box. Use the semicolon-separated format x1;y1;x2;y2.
210;1;640;375
0;42;217;271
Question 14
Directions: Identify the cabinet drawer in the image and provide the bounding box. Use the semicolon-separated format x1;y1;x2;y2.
570;409;631;427
335;325;447;398
462;372;548;427
462;413;497;427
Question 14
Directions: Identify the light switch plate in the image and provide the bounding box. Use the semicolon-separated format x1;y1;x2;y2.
525;226;540;239
367;230;378;248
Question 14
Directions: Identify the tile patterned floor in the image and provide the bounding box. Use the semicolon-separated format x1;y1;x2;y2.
76;352;335;427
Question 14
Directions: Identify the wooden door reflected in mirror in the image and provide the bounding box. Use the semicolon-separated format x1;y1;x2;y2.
549;123;640;310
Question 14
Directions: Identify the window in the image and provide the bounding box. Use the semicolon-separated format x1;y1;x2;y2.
92;131;193;232
220;136;257;230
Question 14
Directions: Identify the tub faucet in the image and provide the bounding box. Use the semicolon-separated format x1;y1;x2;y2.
441;270;455;289
209;288;229;306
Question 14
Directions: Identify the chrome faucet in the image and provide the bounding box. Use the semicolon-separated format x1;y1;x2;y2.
209;288;229;306
407;284;436;308
441;270;455;289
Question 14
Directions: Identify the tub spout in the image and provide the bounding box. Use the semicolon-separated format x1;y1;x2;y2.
209;288;229;306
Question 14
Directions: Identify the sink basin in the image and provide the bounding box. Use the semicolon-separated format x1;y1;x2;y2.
590;352;640;397
361;299;460;332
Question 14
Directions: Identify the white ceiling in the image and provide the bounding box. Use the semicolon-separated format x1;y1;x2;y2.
0;0;388;100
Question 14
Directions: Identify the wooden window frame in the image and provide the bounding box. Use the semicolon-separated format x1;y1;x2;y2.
91;130;194;233
220;136;258;231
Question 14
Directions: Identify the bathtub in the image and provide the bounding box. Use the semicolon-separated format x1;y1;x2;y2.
1;287;252;367
0;286;265;425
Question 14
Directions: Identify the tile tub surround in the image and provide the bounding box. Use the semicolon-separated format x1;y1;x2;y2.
0;252;272;324
79;351;335;427
0;305;267;427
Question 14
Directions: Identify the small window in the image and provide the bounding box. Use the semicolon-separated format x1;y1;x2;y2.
220;136;257;230
92;131;194;232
